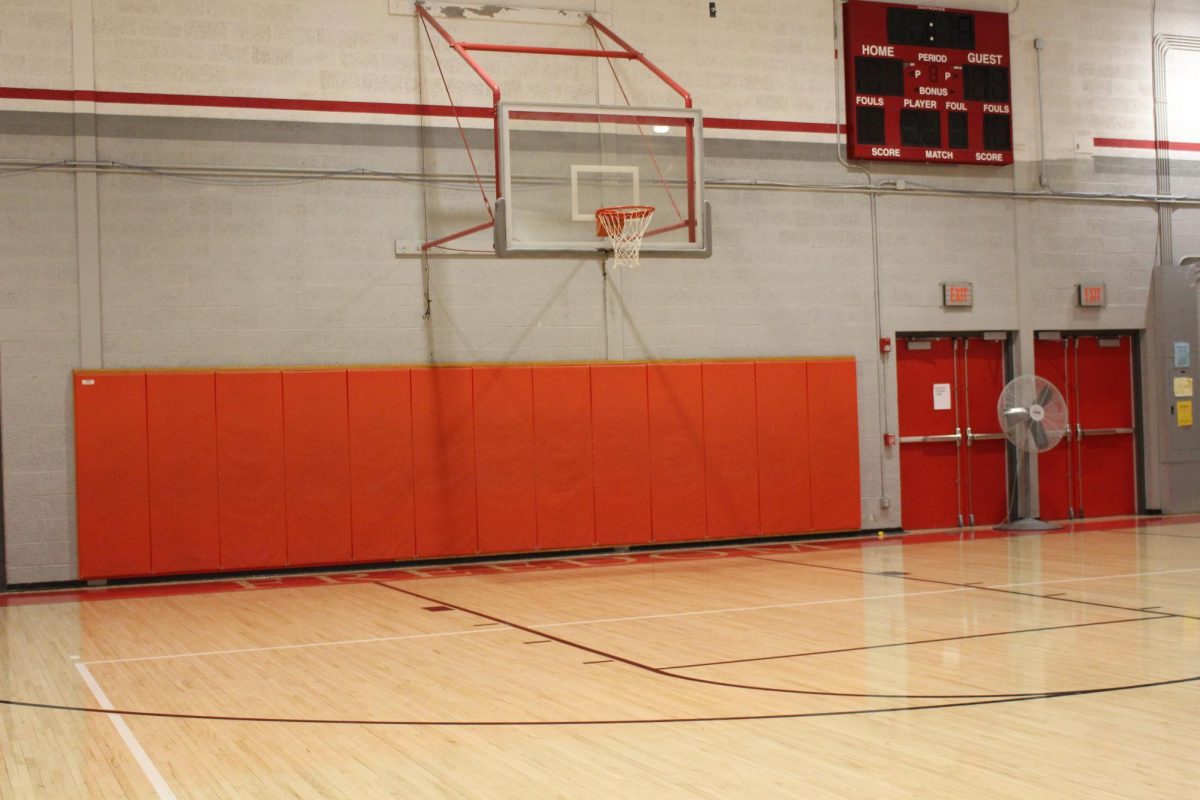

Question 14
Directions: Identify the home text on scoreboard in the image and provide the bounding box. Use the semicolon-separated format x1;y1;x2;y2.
843;0;1014;165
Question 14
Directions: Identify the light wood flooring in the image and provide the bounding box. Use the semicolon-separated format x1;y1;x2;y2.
2;516;1199;798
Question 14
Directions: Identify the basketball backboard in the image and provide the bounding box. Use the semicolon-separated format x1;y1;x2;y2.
495;102;710;258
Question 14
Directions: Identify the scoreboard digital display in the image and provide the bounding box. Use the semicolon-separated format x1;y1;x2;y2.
843;0;1013;165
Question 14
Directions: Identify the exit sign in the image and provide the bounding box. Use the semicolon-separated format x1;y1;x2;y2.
1077;283;1106;307
942;282;973;307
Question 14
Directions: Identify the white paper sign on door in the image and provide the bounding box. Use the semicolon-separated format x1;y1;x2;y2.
933;383;952;410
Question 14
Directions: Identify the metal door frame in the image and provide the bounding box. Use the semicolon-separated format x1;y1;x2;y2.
897;331;1013;527
1034;329;1145;517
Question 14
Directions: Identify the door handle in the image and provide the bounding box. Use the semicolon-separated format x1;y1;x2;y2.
898;434;961;444
1079;427;1135;436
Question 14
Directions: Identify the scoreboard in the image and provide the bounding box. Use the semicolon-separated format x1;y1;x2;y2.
843;0;1013;166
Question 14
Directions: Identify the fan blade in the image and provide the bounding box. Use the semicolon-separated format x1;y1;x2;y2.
1032;420;1050;450
1002;407;1031;422
1036;383;1056;408
1009;417;1037;452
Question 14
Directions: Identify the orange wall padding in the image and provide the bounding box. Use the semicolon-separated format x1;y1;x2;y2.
755;361;813;534
282;371;354;566
807;359;862;532
702;362;761;539
215;372;288;570
473;367;538;555
347;369;415;562
146;372;220;575
74;358;861;579
591;364;654;545
647;363;708;542
75;373;152;579
533;366;595;550
411;368;478;558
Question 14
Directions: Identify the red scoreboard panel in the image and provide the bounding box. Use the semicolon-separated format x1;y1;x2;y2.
843;0;1013;165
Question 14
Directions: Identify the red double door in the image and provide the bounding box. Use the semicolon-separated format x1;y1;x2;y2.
1034;334;1138;520
897;335;1009;529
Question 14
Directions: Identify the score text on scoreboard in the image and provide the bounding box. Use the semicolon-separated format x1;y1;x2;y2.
843;0;1013;166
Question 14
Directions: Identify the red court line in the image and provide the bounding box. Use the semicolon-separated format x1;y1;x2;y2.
3;513;1197;608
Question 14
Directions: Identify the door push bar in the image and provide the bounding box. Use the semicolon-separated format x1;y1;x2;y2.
965;428;1006;445
1074;427;1135;438
898;430;961;445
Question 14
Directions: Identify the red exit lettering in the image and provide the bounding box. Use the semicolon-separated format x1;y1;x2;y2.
943;282;974;306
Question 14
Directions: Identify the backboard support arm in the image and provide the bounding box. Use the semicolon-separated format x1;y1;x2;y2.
413;1;696;251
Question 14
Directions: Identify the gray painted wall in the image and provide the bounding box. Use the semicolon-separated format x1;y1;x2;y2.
3;0;1200;584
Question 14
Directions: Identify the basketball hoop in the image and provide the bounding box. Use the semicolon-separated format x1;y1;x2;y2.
596;205;655;269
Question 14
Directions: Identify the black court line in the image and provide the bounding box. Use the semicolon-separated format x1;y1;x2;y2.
3;573;1197;728
369;582;1195;703
1103;529;1200;541
3;674;1199;727
371;583;1048;700
660;614;1172;670
747;555;1200;621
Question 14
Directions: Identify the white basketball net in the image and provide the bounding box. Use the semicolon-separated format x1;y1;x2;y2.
597;206;655;269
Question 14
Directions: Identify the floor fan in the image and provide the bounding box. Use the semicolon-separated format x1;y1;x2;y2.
995;375;1070;531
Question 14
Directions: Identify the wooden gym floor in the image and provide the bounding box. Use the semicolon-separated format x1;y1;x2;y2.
2;515;1199;798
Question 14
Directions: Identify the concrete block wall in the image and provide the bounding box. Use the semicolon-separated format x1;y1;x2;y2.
3;0;1199;583
0;0;74;90
0;119;80;584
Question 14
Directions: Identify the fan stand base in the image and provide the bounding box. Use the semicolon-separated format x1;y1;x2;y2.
995;517;1063;532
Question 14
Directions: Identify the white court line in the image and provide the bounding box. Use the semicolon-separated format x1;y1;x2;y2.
84;626;510;666
84;586;972;666
531;586;971;629
75;662;177;800
990;566;1200;590
82;565;1200;668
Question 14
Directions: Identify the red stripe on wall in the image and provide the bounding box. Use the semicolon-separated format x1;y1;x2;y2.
1092;137;1200;152
9;86;1199;150
0;86;491;119
704;118;840;134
